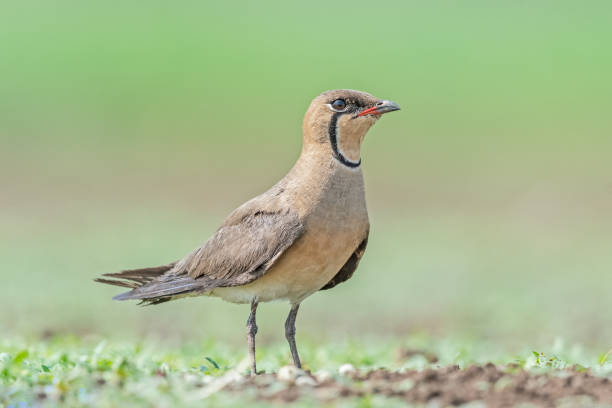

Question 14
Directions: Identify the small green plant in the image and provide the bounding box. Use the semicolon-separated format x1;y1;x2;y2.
598;349;612;366
1;337;609;407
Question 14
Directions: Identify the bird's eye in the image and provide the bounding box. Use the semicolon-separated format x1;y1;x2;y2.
331;99;347;111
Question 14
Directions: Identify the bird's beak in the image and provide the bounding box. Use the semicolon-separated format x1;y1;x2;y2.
356;100;401;117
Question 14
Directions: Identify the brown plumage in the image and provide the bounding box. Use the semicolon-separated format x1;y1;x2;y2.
320;235;368;291
96;89;399;373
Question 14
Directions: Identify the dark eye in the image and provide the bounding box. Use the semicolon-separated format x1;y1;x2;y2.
331;99;347;111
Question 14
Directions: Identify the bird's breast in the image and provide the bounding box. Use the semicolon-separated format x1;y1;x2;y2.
212;167;369;304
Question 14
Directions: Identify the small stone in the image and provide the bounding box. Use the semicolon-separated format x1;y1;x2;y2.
277;365;300;382
253;375;275;387
392;378;415;392
183;374;200;384
227;372;245;384
200;375;214;385
338;363;357;376
314;369;333;383
295;376;317;387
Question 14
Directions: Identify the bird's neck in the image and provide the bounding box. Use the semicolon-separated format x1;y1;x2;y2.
290;145;364;188
328;114;370;165
300;138;362;172
285;146;365;218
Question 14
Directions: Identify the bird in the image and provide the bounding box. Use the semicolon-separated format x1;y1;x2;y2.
96;89;400;374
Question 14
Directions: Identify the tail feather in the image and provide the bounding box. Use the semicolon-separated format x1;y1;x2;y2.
96;263;220;305
99;263;176;285
112;276;204;300
94;278;138;289
96;263;184;303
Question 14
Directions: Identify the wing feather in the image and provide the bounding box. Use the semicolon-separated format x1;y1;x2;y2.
320;232;368;291
98;198;305;303
176;210;303;283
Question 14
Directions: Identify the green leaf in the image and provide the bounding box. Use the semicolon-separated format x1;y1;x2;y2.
96;358;113;372
204;357;219;370
573;364;587;373
1;367;12;380
13;350;29;364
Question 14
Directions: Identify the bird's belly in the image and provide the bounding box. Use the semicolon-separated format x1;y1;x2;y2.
211;222;366;304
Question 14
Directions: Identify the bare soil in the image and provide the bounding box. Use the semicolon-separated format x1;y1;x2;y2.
226;364;612;407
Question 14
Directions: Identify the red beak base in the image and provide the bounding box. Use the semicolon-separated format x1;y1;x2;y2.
356;106;380;117
355;100;400;117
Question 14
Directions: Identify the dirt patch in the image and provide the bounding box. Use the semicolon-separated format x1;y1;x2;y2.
225;364;612;407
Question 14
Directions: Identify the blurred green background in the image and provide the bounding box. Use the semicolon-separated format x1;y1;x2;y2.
1;1;611;350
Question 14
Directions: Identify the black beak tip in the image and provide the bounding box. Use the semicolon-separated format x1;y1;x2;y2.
376;100;400;114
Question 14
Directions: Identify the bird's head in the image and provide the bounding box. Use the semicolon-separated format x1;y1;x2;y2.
302;89;400;168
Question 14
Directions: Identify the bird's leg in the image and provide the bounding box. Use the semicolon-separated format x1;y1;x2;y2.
284;303;301;369
246;297;259;376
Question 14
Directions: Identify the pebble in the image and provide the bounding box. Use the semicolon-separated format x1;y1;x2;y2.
338;363;357;376
277;365;301;382
295;376;317;387
226;372;245;385
183;374;202;385
314;369;333;383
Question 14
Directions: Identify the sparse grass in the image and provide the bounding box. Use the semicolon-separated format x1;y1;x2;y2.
2;336;611;407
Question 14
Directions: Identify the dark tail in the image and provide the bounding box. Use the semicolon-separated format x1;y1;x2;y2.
95;263;178;304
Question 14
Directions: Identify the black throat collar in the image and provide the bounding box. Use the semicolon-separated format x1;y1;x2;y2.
328;112;361;168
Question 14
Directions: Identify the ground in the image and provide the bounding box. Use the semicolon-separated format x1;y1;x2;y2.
2;337;611;407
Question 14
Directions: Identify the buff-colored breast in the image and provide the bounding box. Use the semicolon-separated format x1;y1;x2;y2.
212;161;369;304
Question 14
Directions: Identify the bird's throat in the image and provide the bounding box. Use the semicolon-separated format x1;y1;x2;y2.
328;113;361;168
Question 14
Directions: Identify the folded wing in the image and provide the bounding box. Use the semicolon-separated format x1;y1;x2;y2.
96;203;305;304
